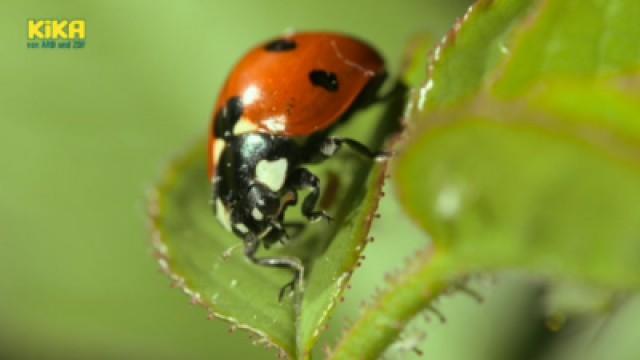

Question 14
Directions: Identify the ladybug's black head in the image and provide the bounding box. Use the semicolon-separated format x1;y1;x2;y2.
214;133;300;241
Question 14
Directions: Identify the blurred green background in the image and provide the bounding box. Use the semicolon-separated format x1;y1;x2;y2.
2;0;640;359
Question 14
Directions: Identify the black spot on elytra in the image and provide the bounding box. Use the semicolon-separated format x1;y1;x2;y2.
214;96;243;139
264;39;297;52
309;70;339;92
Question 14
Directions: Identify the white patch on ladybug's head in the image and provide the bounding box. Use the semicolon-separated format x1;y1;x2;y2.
212;139;226;166
263;115;287;133
233;117;258;135
255;158;288;192
251;207;264;221
234;222;249;234
215;199;232;232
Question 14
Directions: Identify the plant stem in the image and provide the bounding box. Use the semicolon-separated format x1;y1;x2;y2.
329;247;461;359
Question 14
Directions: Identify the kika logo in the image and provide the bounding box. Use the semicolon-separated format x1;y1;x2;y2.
27;19;86;49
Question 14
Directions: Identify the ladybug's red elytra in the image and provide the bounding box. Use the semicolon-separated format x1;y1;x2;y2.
209;32;389;300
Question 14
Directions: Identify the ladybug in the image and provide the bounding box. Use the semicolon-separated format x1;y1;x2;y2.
209;32;388;300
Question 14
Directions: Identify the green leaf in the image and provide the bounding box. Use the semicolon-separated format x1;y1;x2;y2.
148;87;403;357
395;0;640;289
329;2;640;359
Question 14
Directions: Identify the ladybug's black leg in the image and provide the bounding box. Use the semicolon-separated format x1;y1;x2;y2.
371;80;407;104
345;75;406;112
262;223;288;250
269;220;290;242
314;137;389;162
282;222;305;239
243;232;304;301
273;192;300;245
287;168;333;223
